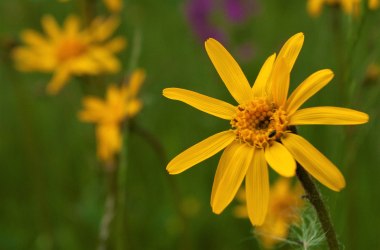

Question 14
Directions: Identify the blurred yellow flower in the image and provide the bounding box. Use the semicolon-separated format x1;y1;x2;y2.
163;33;368;225
365;63;380;81
235;178;304;249
103;0;123;13
79;69;145;163
12;15;126;95
307;0;379;16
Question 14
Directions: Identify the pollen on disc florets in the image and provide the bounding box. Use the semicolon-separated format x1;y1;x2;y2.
230;98;289;148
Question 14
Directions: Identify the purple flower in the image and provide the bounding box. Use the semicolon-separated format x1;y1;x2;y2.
186;0;225;41
225;0;259;23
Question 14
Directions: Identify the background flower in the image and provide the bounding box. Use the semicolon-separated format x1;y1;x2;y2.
12;15;126;94
79;69;145;163
307;0;379;16
235;178;304;249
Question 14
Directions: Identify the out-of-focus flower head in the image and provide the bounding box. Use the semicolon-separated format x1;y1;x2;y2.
103;0;123;13
224;0;259;23
12;15;126;95
185;0;259;42
235;178;304;249
186;0;224;42
79;69;145;164
307;0;379;17
365;63;380;83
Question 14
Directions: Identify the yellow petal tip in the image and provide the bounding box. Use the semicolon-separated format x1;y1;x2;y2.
211;205;222;215
162;88;172;98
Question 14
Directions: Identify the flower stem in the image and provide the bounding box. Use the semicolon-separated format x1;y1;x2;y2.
97;163;117;250
296;164;340;250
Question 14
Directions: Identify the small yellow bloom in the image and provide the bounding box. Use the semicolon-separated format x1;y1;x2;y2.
103;0;123;13
163;33;368;225
365;63;380;81
12;15;126;94
235;178;304;249
307;0;379;16
79;69;145;163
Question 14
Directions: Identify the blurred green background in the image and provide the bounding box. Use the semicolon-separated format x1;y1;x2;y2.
0;0;379;249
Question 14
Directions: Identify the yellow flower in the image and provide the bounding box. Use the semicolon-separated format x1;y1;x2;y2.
307;0;379;16
163;33;369;225
365;63;380;81
103;0;123;13
12;15;126;95
79;69;145;163
235;178;304;249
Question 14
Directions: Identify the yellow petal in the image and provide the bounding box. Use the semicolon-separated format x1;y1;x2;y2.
89;48;120;73
289;106;369;125
286;69;334;116
163;88;236;120
282;133;346;191
211;142;254;214
79;97;107;122
91;17;120;41
205;38;253;104
267;57;290;106
277;32;304;73
103;0;123;12
126;69;145;98
106;85;122;107
105;37;127;53
46;67;71;94
166;131;235;174
264;141;296;177
21;30;47;47
68;55;100;74
64;15;80;36
252;53;276;97
96;124;121;162
369;0;379;9
307;0;324;17
41;15;61;40
126;99;142;118
246;149;269;225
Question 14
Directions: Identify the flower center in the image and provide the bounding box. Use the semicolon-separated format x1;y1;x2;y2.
57;39;87;62
230;98;288;148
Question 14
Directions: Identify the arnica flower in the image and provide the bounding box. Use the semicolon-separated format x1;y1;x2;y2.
12;15;126;95
307;0;379;16
103;0;123;13
79;69;145;163
163;33;369;225
235;178;304;249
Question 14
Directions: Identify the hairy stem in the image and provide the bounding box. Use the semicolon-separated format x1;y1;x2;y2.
296;165;339;250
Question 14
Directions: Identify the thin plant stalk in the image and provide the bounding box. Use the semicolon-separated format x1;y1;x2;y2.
290;126;340;250
115;123;130;250
296;165;340;250
97;163;118;250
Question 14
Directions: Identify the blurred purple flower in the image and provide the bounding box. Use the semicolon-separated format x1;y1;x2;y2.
225;0;259;23
186;0;225;42
185;0;259;42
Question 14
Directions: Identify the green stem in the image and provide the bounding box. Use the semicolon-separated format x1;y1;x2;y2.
289;126;340;250
97;162;118;250
296;165;340;250
115;123;130;250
